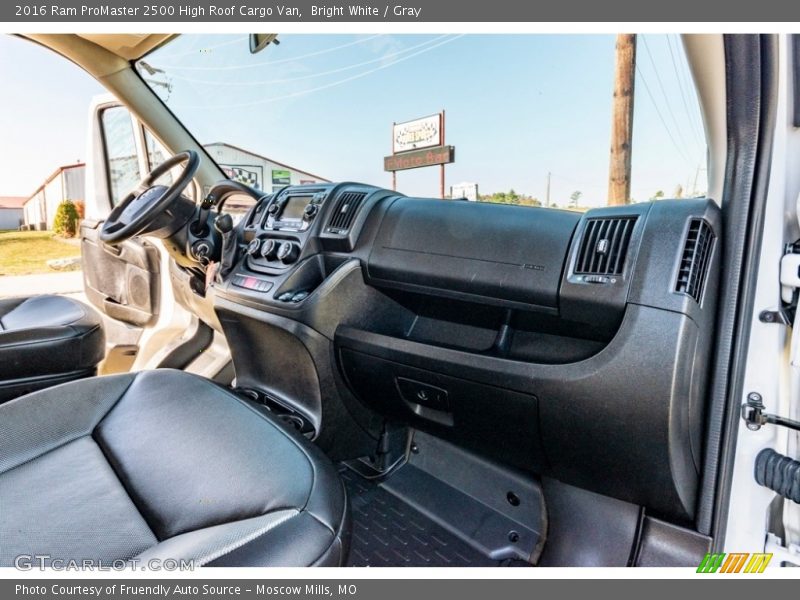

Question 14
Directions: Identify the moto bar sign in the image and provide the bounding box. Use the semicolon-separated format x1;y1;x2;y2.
384;146;455;172
386;111;453;198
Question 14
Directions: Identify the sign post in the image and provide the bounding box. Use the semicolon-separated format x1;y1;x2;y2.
385;111;454;199
439;110;446;198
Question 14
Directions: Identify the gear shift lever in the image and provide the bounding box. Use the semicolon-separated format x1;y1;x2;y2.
214;213;237;280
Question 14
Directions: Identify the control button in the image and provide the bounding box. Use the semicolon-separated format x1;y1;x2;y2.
267;203;280;215
277;291;295;302
260;239;279;260
291;291;309;302
584;275;610;284
232;276;273;292
303;204;318;220
246;238;261;256
396;377;449;411
257;280;273;292
277;241;300;264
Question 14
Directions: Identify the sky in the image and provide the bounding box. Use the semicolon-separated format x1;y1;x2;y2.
0;33;707;207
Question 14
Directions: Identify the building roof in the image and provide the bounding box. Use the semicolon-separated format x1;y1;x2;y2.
0;196;27;209
24;163;85;206
205;142;330;183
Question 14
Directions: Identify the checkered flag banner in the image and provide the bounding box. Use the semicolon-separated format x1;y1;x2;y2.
223;166;261;190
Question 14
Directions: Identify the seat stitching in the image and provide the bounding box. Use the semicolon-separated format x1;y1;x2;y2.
192;510;300;567
0;325;100;350
0;375;137;476
91;375;170;541
186;373;321;515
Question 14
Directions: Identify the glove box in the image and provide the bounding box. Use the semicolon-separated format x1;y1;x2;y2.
338;346;546;473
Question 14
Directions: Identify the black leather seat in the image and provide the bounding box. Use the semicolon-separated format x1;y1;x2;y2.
0;295;105;402
0;369;349;567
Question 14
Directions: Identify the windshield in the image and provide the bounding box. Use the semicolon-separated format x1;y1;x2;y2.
137;34;707;209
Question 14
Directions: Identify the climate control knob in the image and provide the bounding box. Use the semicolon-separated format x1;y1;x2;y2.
277;241;300;264
260;239;279;260
246;238;261;256
267;203;280;216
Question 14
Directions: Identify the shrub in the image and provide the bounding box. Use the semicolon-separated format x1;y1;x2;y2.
53;200;80;237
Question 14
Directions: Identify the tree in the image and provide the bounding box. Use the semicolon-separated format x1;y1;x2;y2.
673;184;684;199
478;189;541;207
650;190;665;201
569;190;583;209
53;200;80;238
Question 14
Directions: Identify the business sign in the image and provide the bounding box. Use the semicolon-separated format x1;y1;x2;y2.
220;164;263;190
393;114;442;154
384;145;455;172
271;169;291;185
451;182;479;201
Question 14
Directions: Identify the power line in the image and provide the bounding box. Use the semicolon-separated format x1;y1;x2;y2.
170;35;452;87
173;35;464;110
156;34;384;71
640;35;692;155
666;34;704;149
677;35;708;147
636;63;694;167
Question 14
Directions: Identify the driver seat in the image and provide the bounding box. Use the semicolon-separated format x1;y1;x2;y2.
0;295;105;403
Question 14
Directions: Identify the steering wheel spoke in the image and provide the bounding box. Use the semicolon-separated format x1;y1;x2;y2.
99;150;200;245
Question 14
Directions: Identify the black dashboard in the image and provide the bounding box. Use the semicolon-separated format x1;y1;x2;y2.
202;181;721;526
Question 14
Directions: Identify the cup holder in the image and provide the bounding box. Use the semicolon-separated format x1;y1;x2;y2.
234;387;315;438
277;413;306;432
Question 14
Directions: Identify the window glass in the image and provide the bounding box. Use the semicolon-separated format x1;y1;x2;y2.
137;34;707;211
100;106;140;206
143;129;173;185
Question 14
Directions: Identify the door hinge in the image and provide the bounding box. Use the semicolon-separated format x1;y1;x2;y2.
742;392;800;432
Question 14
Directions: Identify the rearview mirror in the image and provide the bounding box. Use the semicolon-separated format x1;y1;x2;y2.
249;34;279;54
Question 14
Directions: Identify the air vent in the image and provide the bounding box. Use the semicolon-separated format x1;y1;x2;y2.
325;191;367;234
574;217;637;276
675;218;715;303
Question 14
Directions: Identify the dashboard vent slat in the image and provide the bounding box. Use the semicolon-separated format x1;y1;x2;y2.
326;191;367;234
574;217;637;276
675;218;715;303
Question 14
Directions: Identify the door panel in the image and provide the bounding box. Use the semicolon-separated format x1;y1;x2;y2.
80;219;160;327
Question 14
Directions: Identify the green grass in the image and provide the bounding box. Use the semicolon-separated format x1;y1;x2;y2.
0;231;81;276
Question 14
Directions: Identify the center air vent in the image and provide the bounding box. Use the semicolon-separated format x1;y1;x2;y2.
675;218;715;303
574;217;637;276
325;191;367;234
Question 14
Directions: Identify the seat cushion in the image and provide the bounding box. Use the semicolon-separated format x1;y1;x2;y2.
0;370;349;567
0;296;105;398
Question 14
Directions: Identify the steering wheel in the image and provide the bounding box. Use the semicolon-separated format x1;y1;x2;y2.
99;150;200;244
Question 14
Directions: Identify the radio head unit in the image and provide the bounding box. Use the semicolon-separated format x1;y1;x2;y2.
265;191;325;231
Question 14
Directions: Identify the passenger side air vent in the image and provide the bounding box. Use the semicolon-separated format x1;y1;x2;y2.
675;218;715;303
574;217;637;276
325;191;367;234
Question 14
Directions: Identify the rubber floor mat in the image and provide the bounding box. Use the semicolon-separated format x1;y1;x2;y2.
342;467;504;567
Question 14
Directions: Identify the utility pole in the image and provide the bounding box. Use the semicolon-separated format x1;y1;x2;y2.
607;34;636;206
545;171;551;208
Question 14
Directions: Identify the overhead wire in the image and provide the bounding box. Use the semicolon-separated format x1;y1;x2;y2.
169;35;453;87
172;35;464;110
156;34;384;71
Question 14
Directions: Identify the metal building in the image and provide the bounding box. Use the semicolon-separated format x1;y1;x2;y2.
22;164;86;230
204;143;329;194
0;197;25;230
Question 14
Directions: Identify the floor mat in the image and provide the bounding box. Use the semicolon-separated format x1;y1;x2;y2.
342;467;508;567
